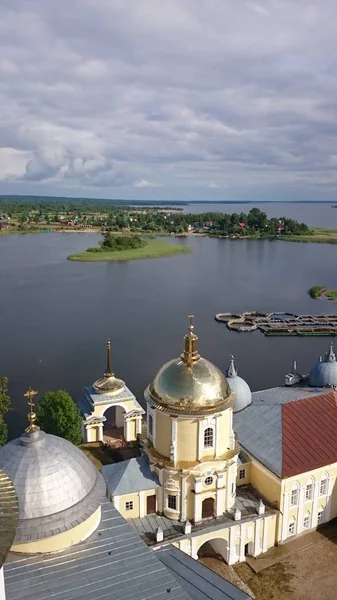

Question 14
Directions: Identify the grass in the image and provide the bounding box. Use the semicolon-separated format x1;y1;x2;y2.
282;228;337;244
80;442;116;470
67;238;192;261
234;561;294;600
308;286;337;301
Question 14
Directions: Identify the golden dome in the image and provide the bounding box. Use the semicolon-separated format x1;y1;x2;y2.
145;316;232;414
93;339;125;395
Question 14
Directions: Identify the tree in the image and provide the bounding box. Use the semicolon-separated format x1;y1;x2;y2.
0;377;11;416
0;418;7;446
36;390;82;445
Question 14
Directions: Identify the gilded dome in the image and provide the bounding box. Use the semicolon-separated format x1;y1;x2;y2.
93;339;125;394
145;317;232;414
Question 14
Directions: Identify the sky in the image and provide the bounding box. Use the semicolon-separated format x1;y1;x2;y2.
1;0;337;202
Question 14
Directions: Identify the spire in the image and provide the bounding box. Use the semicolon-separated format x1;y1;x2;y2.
325;341;336;363
105;338;113;376
227;355;237;378
23;387;39;434
181;315;200;367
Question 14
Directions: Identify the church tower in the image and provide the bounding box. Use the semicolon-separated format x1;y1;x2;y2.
143;317;239;523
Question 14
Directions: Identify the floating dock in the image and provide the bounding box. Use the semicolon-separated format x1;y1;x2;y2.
215;311;337;336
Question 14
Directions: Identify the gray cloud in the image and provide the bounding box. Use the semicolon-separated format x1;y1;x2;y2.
0;0;337;199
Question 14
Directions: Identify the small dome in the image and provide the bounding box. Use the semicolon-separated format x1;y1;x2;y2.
145;318;232;414
309;342;337;387
226;356;252;412
0;429;105;544
93;339;125;394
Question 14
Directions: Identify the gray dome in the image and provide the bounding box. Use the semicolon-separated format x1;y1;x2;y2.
226;356;252;413
309;342;337;388
0;429;105;543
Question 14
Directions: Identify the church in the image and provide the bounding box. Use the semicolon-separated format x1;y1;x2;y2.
0;317;337;599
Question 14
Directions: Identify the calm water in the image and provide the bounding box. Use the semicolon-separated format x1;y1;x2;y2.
1;206;337;438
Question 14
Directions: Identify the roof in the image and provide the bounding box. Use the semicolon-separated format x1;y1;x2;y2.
282;392;337;477
234;386;328;477
4;502;192;600
102;455;160;495
0;469;18;569
0;429;105;542
156;546;252;600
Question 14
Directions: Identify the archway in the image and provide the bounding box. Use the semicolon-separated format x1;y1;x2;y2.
202;497;215;519
197;537;229;564
103;405;125;446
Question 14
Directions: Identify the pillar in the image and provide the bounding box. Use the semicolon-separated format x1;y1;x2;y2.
180;474;187;522
170;418;178;466
253;519;261;556
97;422;104;442
0;568;6;600
194;493;202;523
216;474;225;518
262;518;268;553
326;477;334;521
281;491;289;541
225;465;231;511
297;487;305;535
215;415;221;457
136;416;142;435
124;418;131;442
312;482;319;527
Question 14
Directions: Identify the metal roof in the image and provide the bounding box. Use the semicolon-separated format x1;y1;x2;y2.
0;469;18;569
234;387;327;477
0;430;105;542
156;546;252;600
102;455;160;496
4;502;192;600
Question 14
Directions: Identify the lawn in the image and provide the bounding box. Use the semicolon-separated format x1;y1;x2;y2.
67;238;191;261
282;228;337;244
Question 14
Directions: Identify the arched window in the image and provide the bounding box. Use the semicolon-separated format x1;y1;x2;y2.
204;428;214;448
319;475;328;496
303;512;310;529
148;414;153;436
290;483;299;506
288;519;296;535
317;508;324;525
305;477;314;501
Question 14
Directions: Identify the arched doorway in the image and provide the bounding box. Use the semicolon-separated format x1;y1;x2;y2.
197;538;229;564
202;497;215;519
103;405;125;446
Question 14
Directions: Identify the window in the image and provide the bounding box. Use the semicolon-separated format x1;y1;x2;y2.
204;428;214;448
303;514;310;529
288;521;295;535
148;414;153;436
320;478;328;496
290;488;298;506
305;483;313;501
317;510;323;525
125;501;134;511
204;476;213;486
239;468;246;480
168;495;177;510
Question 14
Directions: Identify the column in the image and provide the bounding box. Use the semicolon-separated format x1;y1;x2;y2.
225;465;231;511
281;491;289;541
312;482;319;527
296;487;305;534
170;418;178;465
136;416;142;435
197;420;203;460
228;526;236;564
216;473;225;517
180;474;187;522
215;415;221;457
253;519;261;556
262;517;268;552
194;493;202;523
157;469;164;513
124;418;131;441
326;477;334;521
239;525;245;561
0;567;6;600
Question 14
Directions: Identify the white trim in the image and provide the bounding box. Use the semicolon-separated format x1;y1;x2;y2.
215;415;221;457
216;487;224;517
139;491;145;518
253;519;261;556
262;518;268;552
225;466;231;511
180;474;187;521
312;482;319;527
326;477;334;521
297;487;305;534
281;492;289;540
194;493;202;522
0;568;6;600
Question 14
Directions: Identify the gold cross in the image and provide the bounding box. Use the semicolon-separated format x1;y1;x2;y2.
24;387;39;433
188;314;194;332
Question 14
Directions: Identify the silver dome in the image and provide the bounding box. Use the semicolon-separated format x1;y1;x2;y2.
226;356;252;413
309;342;337;388
0;429;105;543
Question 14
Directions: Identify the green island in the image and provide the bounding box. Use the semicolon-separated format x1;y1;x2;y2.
1;195;337;243
309;286;337;301
68;232;191;262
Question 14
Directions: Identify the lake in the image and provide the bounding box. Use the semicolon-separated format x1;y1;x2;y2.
1;206;337;438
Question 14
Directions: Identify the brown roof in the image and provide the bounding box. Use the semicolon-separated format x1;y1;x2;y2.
282;391;337;477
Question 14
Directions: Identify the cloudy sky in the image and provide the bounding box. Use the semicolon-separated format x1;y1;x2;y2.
1;1;337;201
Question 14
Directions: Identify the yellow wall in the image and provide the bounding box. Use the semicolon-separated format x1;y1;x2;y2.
216;410;233;457
236;463;250;486
176;419;198;462
115;492;140;519
250;459;281;507
154;412;172;458
11;507;101;554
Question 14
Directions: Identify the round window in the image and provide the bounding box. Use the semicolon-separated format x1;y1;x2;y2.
204;476;213;486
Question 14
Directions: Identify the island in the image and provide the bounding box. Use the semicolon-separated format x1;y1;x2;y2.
67;233;191;262
2;195;337;243
308;286;337;301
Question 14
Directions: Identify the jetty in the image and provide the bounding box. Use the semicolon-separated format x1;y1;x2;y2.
215;311;337;336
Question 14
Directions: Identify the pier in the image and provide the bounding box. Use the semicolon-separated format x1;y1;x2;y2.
215;311;337;336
